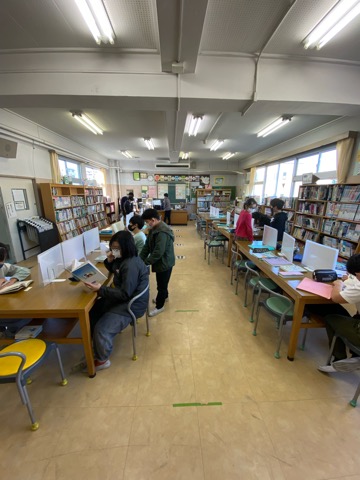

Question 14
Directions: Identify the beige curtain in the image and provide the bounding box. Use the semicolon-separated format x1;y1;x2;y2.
49;150;61;184
336;137;355;183
246;167;256;196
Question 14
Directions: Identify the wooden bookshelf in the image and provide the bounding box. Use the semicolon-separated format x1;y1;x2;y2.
195;188;231;214
292;184;360;260
39;183;108;241
105;201;116;224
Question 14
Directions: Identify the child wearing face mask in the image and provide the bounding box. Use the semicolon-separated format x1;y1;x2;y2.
235;198;257;241
0;242;31;336
84;231;149;371
128;215;146;254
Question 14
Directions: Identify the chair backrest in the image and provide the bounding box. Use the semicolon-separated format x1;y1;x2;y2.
231;245;243;263
127;283;150;323
257;279;293;313
245;261;259;278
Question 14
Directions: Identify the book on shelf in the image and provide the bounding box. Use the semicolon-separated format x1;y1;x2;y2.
344;223;360;242
321;235;339;249
69;261;107;284
325;202;340;218
0;280;33;295
339;240;355;258
337;203;357;221
15;325;43;340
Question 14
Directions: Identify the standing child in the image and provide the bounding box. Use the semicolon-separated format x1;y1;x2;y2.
235;198;257;241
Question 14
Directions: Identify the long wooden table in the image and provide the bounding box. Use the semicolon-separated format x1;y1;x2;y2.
0;256;111;377
198;213;227;233
236;241;331;361
213;224;234;267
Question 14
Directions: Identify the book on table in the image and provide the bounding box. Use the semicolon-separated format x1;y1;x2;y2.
263;257;292;266
15;325;43;339
0;280;33;295
70;261;107;284
279;264;307;272
278;270;304;277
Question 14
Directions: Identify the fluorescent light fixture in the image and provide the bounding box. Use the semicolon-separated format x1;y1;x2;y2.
181;152;189;160
303;0;360;50
75;0;115;44
72;112;103;135
188;115;203;136
222;152;235;160
144;138;155;150
257;116;292;138
120;150;133;159
209;140;224;152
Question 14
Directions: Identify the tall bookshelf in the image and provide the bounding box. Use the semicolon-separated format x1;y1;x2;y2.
39;183;108;241
292;184;360;260
196;188;231;214
105;201;116;224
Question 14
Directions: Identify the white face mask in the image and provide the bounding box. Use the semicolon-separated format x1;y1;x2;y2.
112;249;121;259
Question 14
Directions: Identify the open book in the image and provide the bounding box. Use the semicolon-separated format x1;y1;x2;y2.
70;261;107;284
0;280;33;294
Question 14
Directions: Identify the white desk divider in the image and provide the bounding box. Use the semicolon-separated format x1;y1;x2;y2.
234;213;239;227
61;234;86;269
281;232;295;262
263;225;278;249
215;207;220;218
226;212;231;225
38;244;65;285
125;212;134;228
83;227;100;255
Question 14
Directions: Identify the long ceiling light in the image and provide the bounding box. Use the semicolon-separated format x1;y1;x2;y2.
181;152;189;160
75;0;115;45
188;115;203;137
144;138;155;150
303;0;360;50
209;140;224;151
257;116;292;138
222;152;235;160
120;150;133;159
72;112;103;135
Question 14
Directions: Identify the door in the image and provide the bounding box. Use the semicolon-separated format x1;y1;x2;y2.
0;177;40;261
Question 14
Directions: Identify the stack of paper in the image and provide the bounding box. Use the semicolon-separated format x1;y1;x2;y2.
15;325;43;339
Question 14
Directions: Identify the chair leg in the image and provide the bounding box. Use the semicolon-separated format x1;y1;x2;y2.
53;344;68;386
132;322;138;361
235;271;240;295
274;314;287;359
208;247;211;264
145;308;151;337
350;381;360;407
326;336;337;365
16;380;39;431
244;279;249;307
299;327;308;351
252;298;262;335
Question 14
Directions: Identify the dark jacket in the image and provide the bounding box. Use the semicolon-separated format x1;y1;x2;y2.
98;256;149;318
270;211;288;241
140;221;175;272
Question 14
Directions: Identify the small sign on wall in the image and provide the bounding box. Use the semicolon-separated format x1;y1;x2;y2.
12;188;29;210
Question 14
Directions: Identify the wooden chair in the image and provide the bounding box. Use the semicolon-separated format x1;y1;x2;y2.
0;339;67;431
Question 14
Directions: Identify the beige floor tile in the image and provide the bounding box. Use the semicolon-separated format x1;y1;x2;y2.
144;317;190;356
191;353;254;403
198;403;285;480
54;406;134;455
0;460;50;480
259;398;360;480
43;446;128;480
136;354;195;406
130;405;200;446
124;445;204;480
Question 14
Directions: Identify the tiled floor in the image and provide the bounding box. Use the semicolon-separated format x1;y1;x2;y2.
1;222;360;479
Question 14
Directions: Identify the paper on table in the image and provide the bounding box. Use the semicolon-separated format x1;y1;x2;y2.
263;257;292;266
296;277;332;299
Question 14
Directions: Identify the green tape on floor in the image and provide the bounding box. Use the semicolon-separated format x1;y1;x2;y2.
175;309;199;312
173;402;222;407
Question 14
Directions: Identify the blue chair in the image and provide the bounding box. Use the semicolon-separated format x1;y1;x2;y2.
0;339;67;431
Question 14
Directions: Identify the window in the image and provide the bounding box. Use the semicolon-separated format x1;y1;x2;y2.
59;157;82;184
255;167;265;182
318;149;337;172
276;161;294;197
85;166;105;191
296;154;319;176
264;165;279;197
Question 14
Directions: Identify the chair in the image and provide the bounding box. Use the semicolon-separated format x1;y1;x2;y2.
244;261;278;320
127;283;150;361
326;335;360;407
230;246;256;295
196;216;206;238
203;229;225;265
0;339;68;431
252;280;307;359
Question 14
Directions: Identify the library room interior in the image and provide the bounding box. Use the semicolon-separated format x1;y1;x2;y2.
1;1;360;478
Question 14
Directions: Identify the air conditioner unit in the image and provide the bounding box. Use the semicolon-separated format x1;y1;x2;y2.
0;138;17;158
155;163;191;169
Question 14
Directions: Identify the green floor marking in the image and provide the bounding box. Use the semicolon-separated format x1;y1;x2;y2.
173;402;222;407
175;309;199;312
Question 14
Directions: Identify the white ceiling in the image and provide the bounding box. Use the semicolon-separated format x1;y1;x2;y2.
0;0;360;173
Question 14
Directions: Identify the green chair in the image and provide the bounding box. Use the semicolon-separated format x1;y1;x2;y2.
230;246;257;295
244;261;278;321
252;280;307;359
127;283;150;361
203;228;225;265
0;339;68;431
325;335;360;407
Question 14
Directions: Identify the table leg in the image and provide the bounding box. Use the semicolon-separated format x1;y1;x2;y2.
78;311;96;377
287;298;305;361
227;236;233;267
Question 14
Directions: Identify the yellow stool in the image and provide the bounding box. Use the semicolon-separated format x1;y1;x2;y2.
0;339;68;431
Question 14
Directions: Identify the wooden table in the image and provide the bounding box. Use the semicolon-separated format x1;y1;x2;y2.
158;209;188;225
199;213;227;233
0;256;111;377
236;241;331;361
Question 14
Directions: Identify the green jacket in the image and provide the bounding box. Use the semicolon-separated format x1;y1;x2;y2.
140;221;175;272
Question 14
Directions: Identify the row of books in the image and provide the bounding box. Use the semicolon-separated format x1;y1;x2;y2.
295;215;320;230
321;236;356;258
293;227;318;242
296;202;324;215
88;212;106;223
72;206;88;219
71;195;85;206
298;185;328;200
84;188;103;196
55;208;73;222
57;219;78;234
326;202;360;220
53;196;72;209
86;195;104;205
90;218;108;229
328;185;360;202
61;230;80;240
87;204;105;214
322;220;360;241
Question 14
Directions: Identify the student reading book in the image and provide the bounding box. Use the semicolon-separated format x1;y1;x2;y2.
70;261;107;284
0;242;32;336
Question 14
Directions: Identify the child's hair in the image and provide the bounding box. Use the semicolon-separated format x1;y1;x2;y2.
244;197;257;209
129;214;144;229
270;198;285;210
0;242;9;262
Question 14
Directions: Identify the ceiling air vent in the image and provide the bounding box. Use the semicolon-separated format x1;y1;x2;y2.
155;163;191;169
